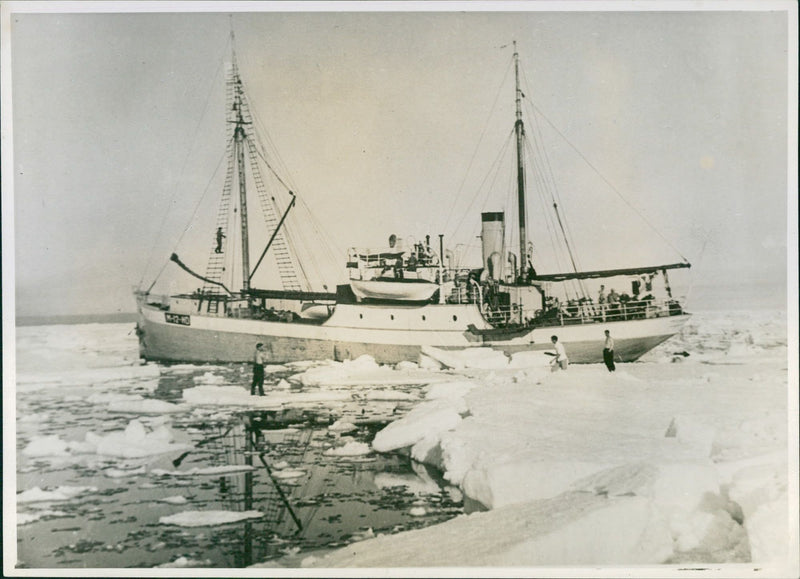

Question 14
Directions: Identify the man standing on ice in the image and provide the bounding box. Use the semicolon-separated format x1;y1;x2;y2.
251;343;266;396
603;329;616;372
550;335;569;372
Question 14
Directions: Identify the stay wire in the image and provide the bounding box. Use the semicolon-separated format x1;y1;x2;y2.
140;35;231;289
146;139;234;294
450;129;516;243
442;55;514;235
520;67;588;298
528;98;689;263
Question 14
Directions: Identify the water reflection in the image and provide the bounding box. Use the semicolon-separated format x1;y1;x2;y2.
164;408;465;567
17;359;467;569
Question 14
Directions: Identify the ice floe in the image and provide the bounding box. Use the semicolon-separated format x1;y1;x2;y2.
156;495;189;505
108;399;188;414
17;485;98;503
324;441;371;457
17;510;70;525
79;419;192;458
159;510;265;527
151;465;255;477
292;354;447;387
181;385;348;407
156;555;213;567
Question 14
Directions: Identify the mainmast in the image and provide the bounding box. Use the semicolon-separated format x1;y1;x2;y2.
231;43;252;292
513;41;528;282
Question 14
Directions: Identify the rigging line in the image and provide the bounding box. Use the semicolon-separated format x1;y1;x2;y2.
525;98;585;279
140;36;231;289
294;199;342;287
290;207;335;290
518;66;584;273
526;131;577;297
682;234;710;307
528;99;689;262
524;134;586;300
239;74;301;197
233;72;296;196
522;95;578;270
282;220;313;292
518;88;588;299
287;199;332;285
248;97;299;195
442;55;515;234
233;48;298;192
523;114;564;273
251;141;294;196
147;139;234;293
301;198;343;270
504;156;518;265
450;128;516;242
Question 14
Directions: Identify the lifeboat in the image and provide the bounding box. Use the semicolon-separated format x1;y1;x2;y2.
350;278;439;302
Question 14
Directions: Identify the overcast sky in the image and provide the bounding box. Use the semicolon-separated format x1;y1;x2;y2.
3;2;795;316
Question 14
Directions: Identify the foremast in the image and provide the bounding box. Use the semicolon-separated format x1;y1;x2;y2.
231;45;252;292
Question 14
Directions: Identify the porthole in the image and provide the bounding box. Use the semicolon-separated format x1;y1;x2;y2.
452;315;458;322
390;314;394;320
359;313;363;319
422;315;426;321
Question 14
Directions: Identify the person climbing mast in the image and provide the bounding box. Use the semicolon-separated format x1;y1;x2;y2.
215;227;226;253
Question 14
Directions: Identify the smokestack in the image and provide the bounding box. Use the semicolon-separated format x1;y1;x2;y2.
481;212;505;280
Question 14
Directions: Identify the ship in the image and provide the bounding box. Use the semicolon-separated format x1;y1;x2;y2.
135;37;691;365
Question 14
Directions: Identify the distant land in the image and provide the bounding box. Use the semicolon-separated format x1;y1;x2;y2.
15;312;138;326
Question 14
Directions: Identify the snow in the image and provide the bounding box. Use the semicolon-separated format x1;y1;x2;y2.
300;311;796;572
372;397;467;454
271;468;307;479
158;510;265;527
107;399;187;413
328;419;357;433
22;435;71;457
291;354;448;387
156;556;213;568
104;466;147;478
323;441;371;457
17;510;70;525
181;385;349;407
151;465;255;477
79;419;192;458
421;346;512;370
11;311;797;572
15;364;160;392
156;495;188;505
17;486;98;504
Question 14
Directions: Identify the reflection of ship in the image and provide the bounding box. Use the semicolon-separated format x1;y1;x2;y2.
180;410;316;566
136;36;690;365
174;407;460;567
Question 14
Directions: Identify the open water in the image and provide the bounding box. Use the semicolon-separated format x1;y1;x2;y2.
13;323;467;569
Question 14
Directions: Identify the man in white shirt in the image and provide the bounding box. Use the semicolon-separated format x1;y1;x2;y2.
603;329;616;372
550;335;569;372
251;343;266;396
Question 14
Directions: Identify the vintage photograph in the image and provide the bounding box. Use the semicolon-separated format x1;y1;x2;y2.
3;1;797;575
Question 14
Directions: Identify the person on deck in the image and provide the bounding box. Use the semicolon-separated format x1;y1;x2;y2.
598;285;606;304
251;343;266;396
215;227;226;253
550;335;569;372
603;329;616;372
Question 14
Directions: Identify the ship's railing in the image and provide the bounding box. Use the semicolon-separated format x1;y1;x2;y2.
483;299;685;328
